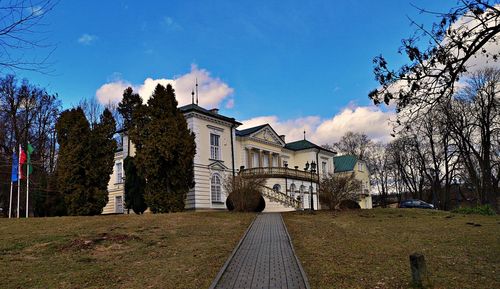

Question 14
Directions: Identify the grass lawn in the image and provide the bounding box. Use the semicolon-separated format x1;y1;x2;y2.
283;209;500;289
0;212;254;289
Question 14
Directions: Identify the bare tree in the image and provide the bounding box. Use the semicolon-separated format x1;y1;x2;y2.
319;172;362;210
331;131;373;160
368;142;393;207
0;74;60;216
403;105;460;209
0;0;57;72
387;136;426;200
78;97;104;128
223;175;266;212
370;1;499;127
447;68;499;208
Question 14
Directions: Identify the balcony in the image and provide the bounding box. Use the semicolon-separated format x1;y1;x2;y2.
239;167;319;183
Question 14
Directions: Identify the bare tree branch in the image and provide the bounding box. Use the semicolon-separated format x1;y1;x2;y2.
0;0;57;73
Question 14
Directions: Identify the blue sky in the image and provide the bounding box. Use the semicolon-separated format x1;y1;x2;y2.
18;0;458;143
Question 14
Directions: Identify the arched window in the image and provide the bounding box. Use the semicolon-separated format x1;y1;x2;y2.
299;185;305;194
290;184;296;197
273;184;281;192
211;174;222;203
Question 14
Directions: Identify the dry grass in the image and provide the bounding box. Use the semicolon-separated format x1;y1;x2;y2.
283;209;500;289
0;212;254;289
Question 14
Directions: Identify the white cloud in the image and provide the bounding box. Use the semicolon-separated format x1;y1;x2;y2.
78;34;97;45
239;106;395;145
447;5;500;72
95;64;234;108
314;106;395;143
96;80;132;104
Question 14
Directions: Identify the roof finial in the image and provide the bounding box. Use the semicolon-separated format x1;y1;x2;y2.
303;130;306;140
191;89;194;104
195;78;199;105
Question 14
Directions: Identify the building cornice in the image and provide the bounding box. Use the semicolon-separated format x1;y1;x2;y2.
184;111;235;128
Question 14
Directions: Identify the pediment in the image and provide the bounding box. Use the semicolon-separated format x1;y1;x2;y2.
249;125;285;146
208;161;228;171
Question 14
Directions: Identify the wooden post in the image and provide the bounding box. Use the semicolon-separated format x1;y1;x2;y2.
410;253;427;287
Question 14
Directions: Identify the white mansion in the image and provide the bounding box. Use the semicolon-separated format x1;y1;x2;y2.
103;103;372;214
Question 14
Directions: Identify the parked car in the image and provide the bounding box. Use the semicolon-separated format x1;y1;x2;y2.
398;199;435;209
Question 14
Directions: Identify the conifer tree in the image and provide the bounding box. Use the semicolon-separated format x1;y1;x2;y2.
118;87;143;131
123;156;147;214
55;108;91;215
86;108;117;212
118;87;144;159
55;107;116;215
130;84;195;213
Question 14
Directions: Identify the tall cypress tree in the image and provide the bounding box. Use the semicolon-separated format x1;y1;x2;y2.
86;108;116;212
123;156;147;214
55;107;116;215
130;84;195;213
55;108;91;215
118;87;147;214
118;87;142;132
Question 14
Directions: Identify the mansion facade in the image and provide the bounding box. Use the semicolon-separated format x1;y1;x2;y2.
103;103;372;214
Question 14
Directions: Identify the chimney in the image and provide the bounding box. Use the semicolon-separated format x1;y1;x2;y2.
210;108;219;114
280;135;286;142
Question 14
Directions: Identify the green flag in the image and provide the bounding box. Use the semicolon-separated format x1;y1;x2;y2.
27;143;35;175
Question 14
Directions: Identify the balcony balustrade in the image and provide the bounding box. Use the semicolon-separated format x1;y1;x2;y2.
239;167;319;183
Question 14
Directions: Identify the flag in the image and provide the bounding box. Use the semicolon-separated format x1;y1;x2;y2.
19;147;27;179
27;143;34;175
11;151;18;182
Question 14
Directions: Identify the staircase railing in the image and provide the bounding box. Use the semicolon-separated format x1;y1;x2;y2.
259;185;301;209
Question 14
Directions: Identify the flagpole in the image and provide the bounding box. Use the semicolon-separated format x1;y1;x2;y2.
26;144;30;218
9;148;14;219
17;144;21;219
9;180;13;219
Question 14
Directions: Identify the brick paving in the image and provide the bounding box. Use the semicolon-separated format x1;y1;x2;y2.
210;213;309;289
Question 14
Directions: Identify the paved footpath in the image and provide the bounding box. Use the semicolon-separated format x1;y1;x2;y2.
210;213;310;289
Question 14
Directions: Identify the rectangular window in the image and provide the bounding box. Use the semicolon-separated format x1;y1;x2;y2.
358;163;363;172
116;163;123;183
114;133;124;152
115;196;124;213
210;134;220;160
272;155;278;167
263;154;269;167
253;152;259;168
322;161;327;177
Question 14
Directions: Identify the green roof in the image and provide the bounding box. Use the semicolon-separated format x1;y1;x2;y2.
333;155;358;172
284;139;335;154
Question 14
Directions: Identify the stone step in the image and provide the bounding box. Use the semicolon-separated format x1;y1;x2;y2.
262;195;297;212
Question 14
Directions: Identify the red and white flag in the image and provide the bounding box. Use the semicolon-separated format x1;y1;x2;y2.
19;148;26;179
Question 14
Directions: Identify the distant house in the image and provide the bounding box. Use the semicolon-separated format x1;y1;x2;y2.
333;155;373;209
103;103;336;214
